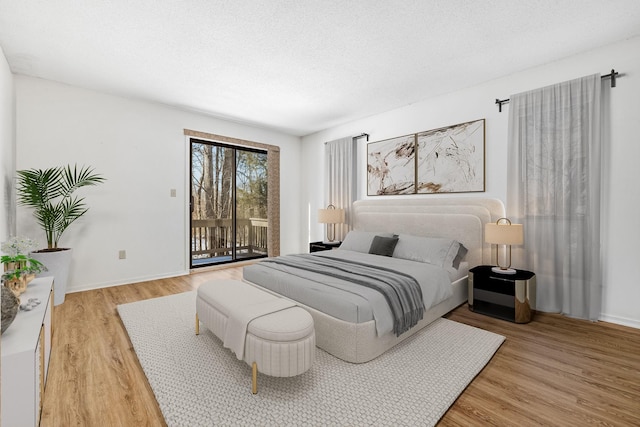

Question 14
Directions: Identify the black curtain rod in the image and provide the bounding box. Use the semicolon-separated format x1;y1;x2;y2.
495;69;620;112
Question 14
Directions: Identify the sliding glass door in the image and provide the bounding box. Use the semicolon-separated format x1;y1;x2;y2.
190;139;268;267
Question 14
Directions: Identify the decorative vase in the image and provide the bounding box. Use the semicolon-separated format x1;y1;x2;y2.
4;277;27;297
18;275;28;294
1;285;20;334
3;260;35;296
30;248;73;306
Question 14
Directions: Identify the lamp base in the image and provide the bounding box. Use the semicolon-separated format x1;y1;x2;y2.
492;266;517;275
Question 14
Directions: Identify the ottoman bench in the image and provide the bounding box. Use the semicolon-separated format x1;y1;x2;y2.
195;279;315;394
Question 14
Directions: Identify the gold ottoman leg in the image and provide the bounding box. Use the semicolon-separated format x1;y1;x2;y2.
195;313;200;335
252;362;258;394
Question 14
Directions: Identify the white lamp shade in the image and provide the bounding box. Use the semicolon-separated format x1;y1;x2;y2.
318;208;345;224
485;223;524;245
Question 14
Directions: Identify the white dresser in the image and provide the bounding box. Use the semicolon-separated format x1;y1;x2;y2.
1;276;54;427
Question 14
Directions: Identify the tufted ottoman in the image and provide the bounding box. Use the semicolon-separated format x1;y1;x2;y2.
196;279;315;394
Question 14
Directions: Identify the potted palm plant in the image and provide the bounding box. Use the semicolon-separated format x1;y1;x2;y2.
16;165;105;305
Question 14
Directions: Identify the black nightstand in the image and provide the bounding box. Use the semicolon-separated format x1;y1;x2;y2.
309;241;341;253
468;265;536;323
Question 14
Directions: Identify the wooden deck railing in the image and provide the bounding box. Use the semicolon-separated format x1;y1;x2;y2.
191;218;268;258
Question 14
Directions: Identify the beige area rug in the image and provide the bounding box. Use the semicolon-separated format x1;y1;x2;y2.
118;291;504;426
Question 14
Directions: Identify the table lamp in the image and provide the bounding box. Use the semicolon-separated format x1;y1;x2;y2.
484;217;524;274
318;204;345;243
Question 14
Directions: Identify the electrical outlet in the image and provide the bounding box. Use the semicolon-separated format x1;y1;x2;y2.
119;250;126;260
170;189;177;197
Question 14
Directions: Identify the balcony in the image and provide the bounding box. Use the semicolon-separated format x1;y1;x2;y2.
191;217;268;266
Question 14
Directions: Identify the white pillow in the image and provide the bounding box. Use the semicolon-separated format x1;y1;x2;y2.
339;230;395;253
393;234;465;268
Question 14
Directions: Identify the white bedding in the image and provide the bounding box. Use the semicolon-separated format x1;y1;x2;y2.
242;249;453;336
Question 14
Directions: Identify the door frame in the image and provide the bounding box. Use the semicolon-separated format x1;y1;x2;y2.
189;137;268;268
184;128;281;272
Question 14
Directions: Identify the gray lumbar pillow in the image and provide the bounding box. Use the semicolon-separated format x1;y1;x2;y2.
340;230;395;253
393;234;465;268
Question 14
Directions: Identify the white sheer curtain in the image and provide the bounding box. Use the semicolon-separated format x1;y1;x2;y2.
324;136;357;241
507;74;602;320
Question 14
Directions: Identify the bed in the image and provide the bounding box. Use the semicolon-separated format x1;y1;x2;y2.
243;197;505;363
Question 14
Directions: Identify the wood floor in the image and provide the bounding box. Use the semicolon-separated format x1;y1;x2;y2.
41;266;640;426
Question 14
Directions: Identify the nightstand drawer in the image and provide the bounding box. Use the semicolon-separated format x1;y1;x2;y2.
473;274;516;296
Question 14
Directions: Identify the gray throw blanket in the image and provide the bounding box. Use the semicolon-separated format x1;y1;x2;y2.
262;254;425;336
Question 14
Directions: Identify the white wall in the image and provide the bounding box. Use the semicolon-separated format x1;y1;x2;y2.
302;36;640;328
0;46;16;243
15;76;302;292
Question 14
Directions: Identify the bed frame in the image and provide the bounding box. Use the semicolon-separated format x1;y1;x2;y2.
246;197;505;363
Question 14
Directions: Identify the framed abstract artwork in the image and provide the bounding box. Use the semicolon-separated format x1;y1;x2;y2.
367;119;485;195
367;134;416;196
416;119;485;193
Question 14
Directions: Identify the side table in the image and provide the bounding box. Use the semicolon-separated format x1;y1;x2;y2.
309;241;341;253
1;276;55;426
468;265;536;323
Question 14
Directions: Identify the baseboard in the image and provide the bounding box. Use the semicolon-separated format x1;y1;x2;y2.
599;313;640;330
67;270;189;294
67;260;258;295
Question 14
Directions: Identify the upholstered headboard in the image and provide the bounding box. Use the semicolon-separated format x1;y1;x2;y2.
352;198;505;267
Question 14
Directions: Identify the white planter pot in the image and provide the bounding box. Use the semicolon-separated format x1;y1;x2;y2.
30;248;72;306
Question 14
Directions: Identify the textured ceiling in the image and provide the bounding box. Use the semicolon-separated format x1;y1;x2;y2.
1;1;640;136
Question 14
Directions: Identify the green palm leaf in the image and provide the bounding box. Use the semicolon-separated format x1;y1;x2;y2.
16;164;105;249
